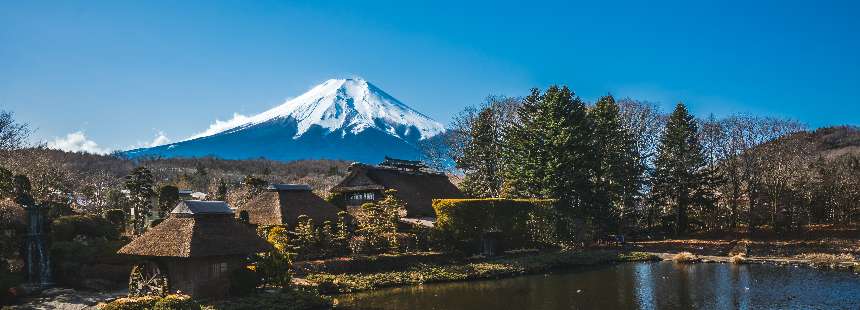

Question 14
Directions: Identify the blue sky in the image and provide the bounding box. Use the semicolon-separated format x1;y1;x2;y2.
1;0;858;152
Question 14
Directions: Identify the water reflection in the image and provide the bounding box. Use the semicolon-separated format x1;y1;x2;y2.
339;262;860;310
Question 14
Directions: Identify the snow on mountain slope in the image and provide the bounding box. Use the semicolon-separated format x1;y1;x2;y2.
124;78;447;162
194;77;444;141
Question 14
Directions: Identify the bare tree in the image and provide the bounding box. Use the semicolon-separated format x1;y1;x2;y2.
0;110;30;152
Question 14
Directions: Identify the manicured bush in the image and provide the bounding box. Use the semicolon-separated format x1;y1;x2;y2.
103;209;126;227
432;198;556;253
51;215;119;242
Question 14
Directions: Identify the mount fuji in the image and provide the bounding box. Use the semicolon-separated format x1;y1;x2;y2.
123;78;446;163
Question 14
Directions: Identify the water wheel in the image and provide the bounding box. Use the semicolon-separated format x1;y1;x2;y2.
129;261;169;296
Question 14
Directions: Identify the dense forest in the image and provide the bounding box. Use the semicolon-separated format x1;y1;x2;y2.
426;87;860;237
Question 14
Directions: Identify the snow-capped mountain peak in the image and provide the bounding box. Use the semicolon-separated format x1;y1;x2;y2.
125;77;446;163
203;77;445;140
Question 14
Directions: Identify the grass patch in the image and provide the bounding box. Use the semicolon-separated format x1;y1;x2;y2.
203;288;332;310
795;253;857;264
730;253;748;264
305;250;656;293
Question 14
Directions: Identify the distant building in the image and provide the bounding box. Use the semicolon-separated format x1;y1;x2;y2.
236;184;342;227
118;200;270;298
330;157;464;217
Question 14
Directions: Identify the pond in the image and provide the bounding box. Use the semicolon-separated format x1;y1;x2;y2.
337;262;860;310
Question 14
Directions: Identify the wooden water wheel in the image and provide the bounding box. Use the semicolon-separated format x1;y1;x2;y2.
129;260;169;296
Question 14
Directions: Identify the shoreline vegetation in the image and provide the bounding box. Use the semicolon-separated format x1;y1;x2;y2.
293;243;859;297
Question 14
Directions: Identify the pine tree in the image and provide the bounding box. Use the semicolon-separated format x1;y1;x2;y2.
652;103;713;236
590;95;644;235
503;86;597;233
125;166;155;235
157;185;179;216
215;179;228;201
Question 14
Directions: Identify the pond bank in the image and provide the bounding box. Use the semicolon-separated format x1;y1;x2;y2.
299;250;660;294
298;244;860;295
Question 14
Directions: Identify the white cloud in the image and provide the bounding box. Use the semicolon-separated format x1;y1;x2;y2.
148;131;171;147
187;113;252;140
128;131;172;150
48;131;111;154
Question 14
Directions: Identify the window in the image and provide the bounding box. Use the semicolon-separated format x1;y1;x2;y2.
210;262;228;279
349;192;376;201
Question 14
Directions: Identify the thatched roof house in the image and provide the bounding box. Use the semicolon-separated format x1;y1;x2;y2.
118;200;269;298
236;184;341;227
330;157;464;217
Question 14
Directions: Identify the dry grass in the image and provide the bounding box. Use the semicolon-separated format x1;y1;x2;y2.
794;253;857;264
672;252;699;263
730;253;748;264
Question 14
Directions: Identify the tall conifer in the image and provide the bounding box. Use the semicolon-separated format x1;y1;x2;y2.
504;86;596;224
652;103;712;236
590;95;644;234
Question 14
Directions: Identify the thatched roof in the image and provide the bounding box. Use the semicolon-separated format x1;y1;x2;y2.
331;162;464;217
237;184;341;227
118;201;270;258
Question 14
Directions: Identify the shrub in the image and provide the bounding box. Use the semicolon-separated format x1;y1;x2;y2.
432;198;556;253
0;269;23;306
51;215;119;242
152;294;200;310
229;266;259;297
255;226;292;288
99;296;159;310
730;253;748;264
672;252;699;263
351;190;402;255
103;209;126;227
99;295;200;310
46;201;75;219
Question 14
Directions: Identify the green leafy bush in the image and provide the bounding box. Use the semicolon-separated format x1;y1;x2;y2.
103;209;126;228
432;198;556;253
51;215;119;242
228;266;259;297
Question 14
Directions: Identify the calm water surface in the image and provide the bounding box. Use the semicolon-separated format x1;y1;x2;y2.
337;262;860;310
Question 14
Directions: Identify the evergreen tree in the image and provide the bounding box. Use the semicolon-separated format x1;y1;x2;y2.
589;95;645;234
214;179;228;201
12;174;34;206
125;166;155;235
157;185;179;216
458;107;504;197
503;86;596;225
0;166;12;199
652;103;714;236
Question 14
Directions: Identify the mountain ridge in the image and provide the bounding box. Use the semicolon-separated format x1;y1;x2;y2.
123;78;445;163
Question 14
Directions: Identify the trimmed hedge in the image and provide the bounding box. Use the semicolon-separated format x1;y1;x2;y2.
432;198;556;253
51;215;120;242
